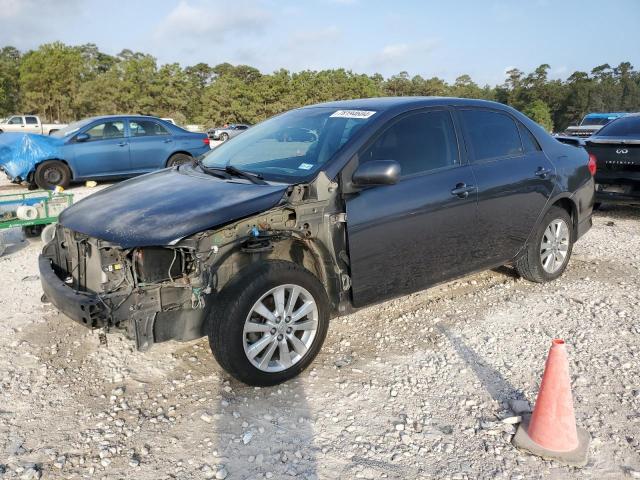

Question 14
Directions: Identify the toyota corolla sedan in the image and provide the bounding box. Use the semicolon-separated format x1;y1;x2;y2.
39;98;595;386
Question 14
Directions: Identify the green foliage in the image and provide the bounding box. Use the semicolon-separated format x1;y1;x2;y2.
523;100;554;131
2;42;640;133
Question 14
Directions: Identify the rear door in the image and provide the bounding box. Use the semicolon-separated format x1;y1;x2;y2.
345;108;479;307
127;119;173;171
71;119;130;177
25;116;41;134
457;108;555;266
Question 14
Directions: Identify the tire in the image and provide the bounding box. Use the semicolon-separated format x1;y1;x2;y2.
34;160;71;190
23;224;43;237
515;206;573;283
209;261;330;386
593;202;601;211
166;153;192;168
220;132;229;142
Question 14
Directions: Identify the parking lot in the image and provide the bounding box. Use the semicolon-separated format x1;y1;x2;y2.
0;175;638;479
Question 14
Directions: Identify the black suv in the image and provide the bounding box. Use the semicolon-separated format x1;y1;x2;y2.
585;114;640;205
40;97;595;386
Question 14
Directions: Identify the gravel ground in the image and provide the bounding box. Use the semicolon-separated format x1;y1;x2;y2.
0;177;639;480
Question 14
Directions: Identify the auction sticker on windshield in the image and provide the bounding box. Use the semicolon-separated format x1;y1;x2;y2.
330;110;376;119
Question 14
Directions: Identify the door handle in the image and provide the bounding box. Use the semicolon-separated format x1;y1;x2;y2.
117;142;128;147
163;138;173;143
535;167;551;178
451;183;476;198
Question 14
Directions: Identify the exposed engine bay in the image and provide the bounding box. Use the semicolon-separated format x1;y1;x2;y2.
40;173;351;351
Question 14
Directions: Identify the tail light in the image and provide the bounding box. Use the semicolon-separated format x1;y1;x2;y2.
203;137;210;146
588;153;597;176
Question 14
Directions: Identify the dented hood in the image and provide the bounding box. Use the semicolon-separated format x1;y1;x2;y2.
59;166;288;247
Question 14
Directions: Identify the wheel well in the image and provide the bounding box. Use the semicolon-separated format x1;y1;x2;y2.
166;151;192;166
32;158;73;180
551;197;577;236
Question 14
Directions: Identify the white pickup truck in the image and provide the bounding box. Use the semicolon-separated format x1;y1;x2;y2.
0;115;67;135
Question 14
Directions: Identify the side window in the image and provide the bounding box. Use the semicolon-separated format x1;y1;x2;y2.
460;110;523;162
25;116;38;125
130;120;169;137
518;123;541;153
237;125;248;130
360;110;459;176
8;116;23;125
84;121;125;141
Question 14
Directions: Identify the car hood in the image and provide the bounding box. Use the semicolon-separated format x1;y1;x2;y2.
59;166;289;248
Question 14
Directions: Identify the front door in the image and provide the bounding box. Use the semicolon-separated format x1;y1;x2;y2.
345;109;479;308
72;120;130;177
457;108;555;266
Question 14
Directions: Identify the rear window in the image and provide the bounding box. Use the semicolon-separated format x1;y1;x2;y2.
596;116;640;137
460;110;523;161
518;123;541;153
25;116;38;125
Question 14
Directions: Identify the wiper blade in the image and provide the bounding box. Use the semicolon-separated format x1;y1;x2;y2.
194;158;231;179
225;165;267;185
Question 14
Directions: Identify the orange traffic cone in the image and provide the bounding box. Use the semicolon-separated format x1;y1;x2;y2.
512;339;590;466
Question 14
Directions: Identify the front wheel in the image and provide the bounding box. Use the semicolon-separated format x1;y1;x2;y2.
209;261;330;386
515;206;573;283
166;153;191;167
34;160;71;189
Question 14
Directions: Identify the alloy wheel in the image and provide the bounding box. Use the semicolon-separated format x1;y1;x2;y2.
540;218;570;274
243;284;318;373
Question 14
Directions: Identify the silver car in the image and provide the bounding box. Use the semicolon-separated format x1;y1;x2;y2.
208;123;251;141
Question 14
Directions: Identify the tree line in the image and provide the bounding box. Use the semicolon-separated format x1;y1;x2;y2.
1;42;639;132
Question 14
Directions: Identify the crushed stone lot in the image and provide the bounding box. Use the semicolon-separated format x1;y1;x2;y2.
0;177;639;479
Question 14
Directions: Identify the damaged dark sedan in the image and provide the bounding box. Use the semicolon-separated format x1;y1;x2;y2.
39;97;595;386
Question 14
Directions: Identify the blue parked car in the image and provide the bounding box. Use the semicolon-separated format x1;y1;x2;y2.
0;115;210;189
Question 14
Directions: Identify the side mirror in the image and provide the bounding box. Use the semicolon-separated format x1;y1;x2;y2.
75;133;90;142
352;160;401;186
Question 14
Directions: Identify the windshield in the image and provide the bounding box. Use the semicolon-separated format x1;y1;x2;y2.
596;116;640;137
580;117;614;127
50;118;94;138
201;107;376;182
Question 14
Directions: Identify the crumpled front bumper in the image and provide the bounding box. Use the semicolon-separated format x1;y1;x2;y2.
39;253;210;349
39;254;110;328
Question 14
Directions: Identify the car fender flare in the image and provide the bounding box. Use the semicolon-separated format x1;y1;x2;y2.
30;158;75;181
517;192;578;259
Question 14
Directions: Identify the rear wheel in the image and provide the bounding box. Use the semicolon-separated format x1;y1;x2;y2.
34;160;71;189
209;261;329;386
166;153;191;168
515;206;573;283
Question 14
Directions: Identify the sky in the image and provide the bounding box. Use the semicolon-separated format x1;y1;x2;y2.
0;0;638;86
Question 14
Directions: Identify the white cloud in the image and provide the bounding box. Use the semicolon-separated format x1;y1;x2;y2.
0;0;84;48
291;26;342;44
365;40;438;73
154;1;270;42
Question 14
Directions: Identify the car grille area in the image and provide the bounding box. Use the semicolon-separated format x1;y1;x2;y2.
47;225;123;294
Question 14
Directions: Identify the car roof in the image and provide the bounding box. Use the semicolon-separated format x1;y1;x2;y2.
299;96;511;112
82;114;169;122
